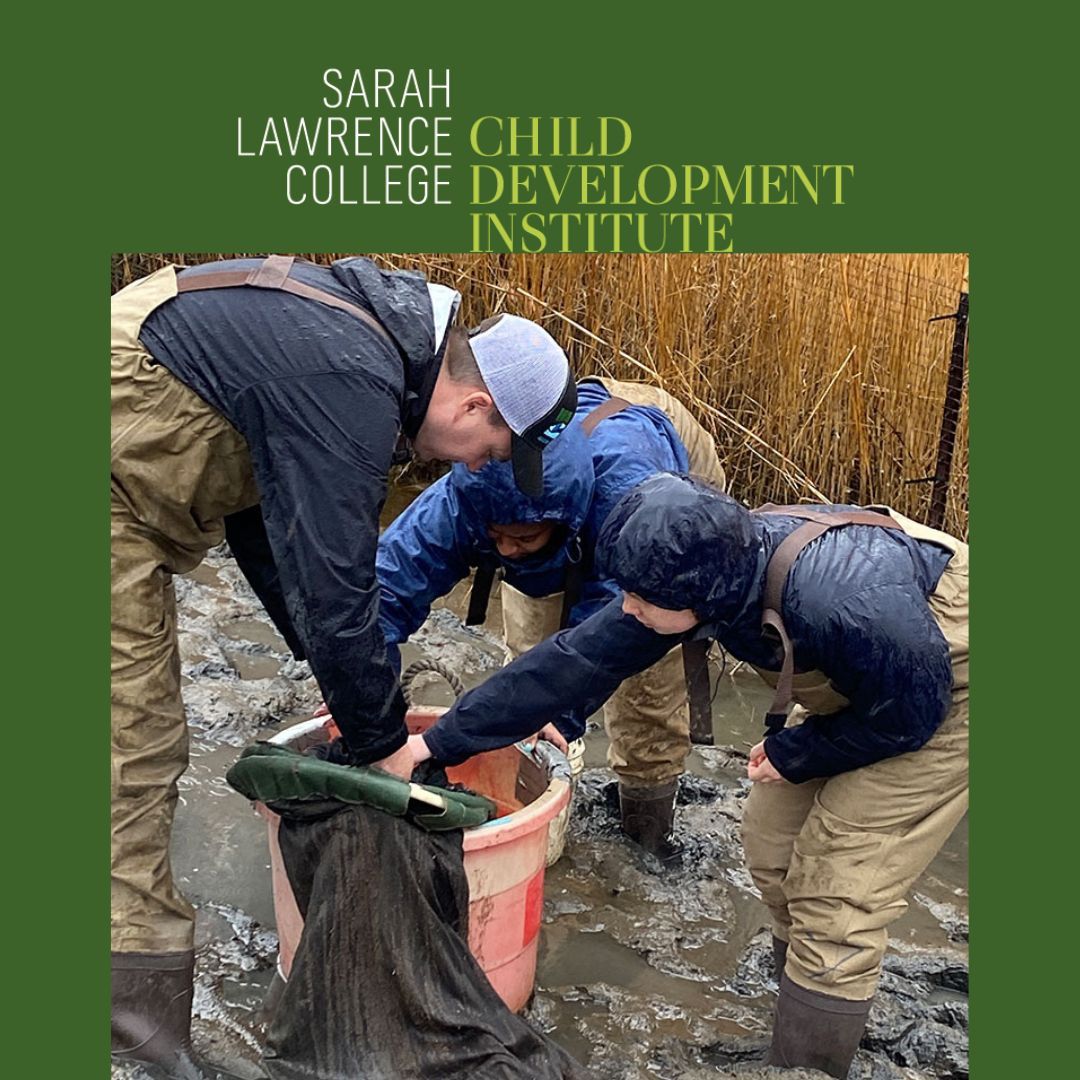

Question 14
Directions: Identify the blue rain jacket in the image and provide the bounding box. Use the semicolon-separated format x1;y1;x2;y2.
376;381;690;737
425;474;957;783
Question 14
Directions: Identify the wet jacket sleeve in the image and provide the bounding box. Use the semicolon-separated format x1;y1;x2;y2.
376;478;481;654
223;505;306;660
531;572;619;742
566;574;622;626
423;597;680;764
764;582;954;783
232;372;407;764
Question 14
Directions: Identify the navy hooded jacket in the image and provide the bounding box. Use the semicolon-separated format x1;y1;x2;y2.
139;257;454;764
425;474;957;783
376;380;691;737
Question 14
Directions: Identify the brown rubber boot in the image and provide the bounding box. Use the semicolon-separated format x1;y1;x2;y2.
111;950;264;1079
618;778;681;864
765;972;873;1079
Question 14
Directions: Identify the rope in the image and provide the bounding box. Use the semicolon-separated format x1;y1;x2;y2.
400;658;465;705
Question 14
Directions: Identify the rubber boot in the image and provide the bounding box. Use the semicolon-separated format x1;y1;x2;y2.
772;935;788;984
112;950;264;1079
618;778;682;865
766;972;873;1079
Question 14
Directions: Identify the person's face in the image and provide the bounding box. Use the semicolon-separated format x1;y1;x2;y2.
621;592;699;634
487;521;557;560
413;388;512;471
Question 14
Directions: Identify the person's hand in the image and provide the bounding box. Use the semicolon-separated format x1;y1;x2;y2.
407;732;433;766
747;740;785;783
371;740;415;780
533;723;568;754
312;701;331;719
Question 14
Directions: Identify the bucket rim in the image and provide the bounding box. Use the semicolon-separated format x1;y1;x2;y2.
463;773;570;851
268;715;335;746
267;711;570;844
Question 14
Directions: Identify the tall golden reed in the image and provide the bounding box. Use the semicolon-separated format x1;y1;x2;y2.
114;253;969;536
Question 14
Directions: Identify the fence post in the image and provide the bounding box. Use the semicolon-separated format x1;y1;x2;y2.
929;260;969;530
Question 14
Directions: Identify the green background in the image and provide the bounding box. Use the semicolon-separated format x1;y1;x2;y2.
8;3;1060;1076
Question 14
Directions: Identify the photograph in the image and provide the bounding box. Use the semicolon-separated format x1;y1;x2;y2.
109;252;969;1080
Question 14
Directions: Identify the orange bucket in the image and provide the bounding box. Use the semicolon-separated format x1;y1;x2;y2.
257;707;570;1012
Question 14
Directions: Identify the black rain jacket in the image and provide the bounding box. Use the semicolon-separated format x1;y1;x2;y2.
140;257;448;763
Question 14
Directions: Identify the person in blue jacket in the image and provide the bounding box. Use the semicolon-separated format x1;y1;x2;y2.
410;473;968;1079
378;378;727;860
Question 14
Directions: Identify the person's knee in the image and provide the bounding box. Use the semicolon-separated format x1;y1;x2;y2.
605;703;691;785
782;824;903;1000
784;917;886;999
741;824;794;923
750;870;791;924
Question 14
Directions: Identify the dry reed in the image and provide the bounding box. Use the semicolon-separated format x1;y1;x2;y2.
113;252;969;537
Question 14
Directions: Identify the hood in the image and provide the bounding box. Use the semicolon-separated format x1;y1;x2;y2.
330;257;445;435
452;418;595;535
596;473;766;625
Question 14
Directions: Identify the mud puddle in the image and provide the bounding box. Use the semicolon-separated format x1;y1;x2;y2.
114;543;967;1079
533;763;967;1079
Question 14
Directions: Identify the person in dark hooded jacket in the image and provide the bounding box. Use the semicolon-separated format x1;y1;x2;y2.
110;256;576;1080
377;378;727;860
410;473;968;1080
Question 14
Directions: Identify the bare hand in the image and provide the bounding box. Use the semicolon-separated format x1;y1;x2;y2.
371;741;415;780
747;740;784;783
534;723;568;754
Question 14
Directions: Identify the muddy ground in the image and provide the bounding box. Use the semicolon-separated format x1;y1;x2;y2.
113;543;968;1080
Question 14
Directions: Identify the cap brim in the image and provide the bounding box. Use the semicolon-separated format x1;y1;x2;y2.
511;436;544;497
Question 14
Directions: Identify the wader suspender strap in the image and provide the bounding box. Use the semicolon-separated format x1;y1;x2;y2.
465;562;497;626
682;638;714;746
176;255;394;347
559;543;587;630
755;503;902;728
463;395;633;628
579;394;631;435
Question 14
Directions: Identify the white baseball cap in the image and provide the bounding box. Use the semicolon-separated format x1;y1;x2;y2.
467;314;577;496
